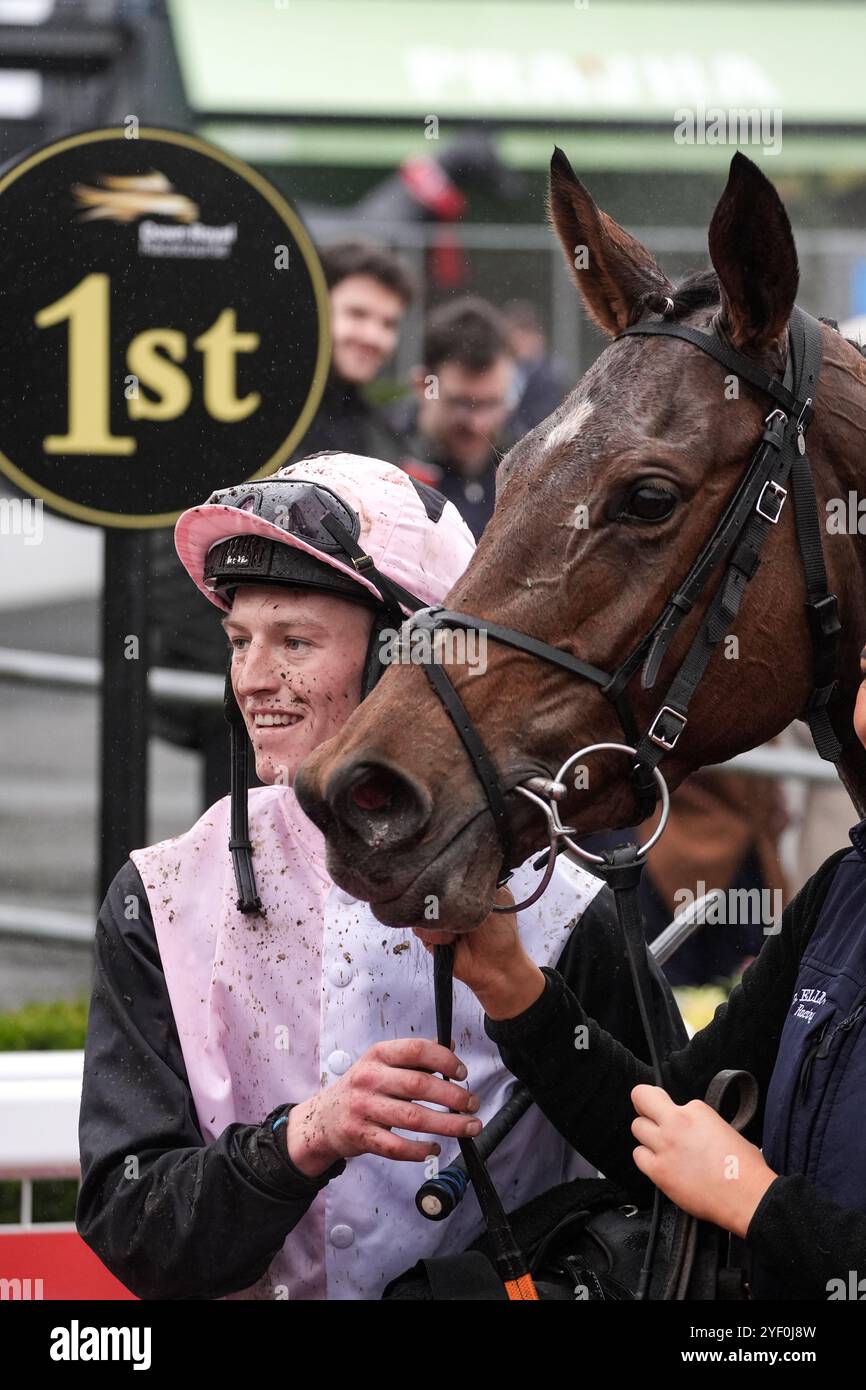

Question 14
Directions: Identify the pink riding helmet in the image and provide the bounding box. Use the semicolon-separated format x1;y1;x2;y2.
175;451;476;617
172;451;477;913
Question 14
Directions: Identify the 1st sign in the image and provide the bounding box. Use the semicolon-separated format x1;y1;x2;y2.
0;126;329;526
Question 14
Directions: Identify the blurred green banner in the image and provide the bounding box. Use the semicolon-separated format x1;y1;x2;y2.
170;0;866;126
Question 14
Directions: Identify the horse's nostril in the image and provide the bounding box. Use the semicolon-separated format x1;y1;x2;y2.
350;772;394;813
330;759;432;849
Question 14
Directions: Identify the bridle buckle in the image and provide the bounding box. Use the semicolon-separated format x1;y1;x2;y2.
648;705;688;751
756;480;787;525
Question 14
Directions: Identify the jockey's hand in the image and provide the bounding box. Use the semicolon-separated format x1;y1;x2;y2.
413;886;547;1021
630;1084;777;1238
286;1037;482;1177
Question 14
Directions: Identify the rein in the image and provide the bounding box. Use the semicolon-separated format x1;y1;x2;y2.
432;742;673;1300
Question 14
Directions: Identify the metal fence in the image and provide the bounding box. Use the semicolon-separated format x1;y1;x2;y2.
307;215;866;388
0;1049;82;1228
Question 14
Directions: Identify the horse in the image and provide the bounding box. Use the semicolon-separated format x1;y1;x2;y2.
294;148;866;935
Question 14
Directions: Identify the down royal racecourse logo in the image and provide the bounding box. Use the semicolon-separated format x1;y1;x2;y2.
70;169;240;262
71;170;200;223
0;127;329;527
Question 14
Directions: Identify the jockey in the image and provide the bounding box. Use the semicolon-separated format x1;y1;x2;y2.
76;451;678;1300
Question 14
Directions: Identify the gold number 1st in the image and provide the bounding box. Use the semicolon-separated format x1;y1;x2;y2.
36;272;136;456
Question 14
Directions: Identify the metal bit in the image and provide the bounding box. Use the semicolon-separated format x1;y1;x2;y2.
524;776;567;800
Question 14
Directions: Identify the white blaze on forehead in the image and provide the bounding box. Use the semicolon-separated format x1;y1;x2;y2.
544;398;594;455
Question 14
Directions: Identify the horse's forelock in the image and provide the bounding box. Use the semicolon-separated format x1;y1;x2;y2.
627;267;720;326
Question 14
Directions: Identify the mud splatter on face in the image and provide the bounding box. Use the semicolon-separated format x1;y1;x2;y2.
226;586;374;787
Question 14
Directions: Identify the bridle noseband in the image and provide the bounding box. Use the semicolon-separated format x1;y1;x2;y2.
407;304;841;905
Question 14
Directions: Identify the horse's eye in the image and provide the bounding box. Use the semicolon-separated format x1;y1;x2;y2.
619;483;678;523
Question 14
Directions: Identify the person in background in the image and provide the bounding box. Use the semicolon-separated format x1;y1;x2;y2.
502;298;570;438
291;241;418;464
389;296;518;539
635;768;790;987
579;768;790;989
147;241;418;811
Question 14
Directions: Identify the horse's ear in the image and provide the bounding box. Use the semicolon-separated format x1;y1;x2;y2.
708;152;799;354
547;145;672;336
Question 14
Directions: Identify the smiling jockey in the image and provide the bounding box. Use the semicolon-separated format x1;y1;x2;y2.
76;451;680;1301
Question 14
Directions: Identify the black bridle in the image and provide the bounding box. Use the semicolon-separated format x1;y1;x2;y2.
414;303;843;1299
407;303;841;887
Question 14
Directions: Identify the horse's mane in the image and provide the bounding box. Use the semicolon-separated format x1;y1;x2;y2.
628;267;866;360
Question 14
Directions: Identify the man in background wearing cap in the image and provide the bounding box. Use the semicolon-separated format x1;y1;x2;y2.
76;453;679;1300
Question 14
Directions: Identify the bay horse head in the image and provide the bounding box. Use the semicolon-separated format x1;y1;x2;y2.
295;150;866;933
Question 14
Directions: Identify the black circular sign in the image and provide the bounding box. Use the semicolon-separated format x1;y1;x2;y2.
0;126;329;526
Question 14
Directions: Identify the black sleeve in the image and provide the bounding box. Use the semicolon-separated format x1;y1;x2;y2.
485;848;849;1221
76;860;346;1301
744;1172;866;1298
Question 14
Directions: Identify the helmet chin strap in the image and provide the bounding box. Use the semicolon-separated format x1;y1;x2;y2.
225;668;262;914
